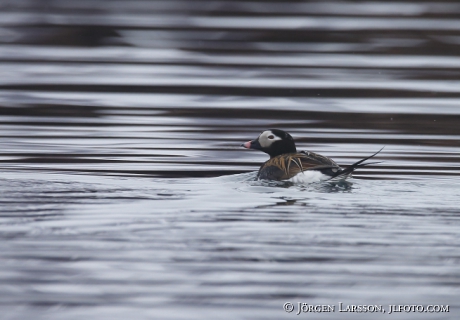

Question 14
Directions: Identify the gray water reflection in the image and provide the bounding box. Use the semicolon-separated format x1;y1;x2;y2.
1;172;459;320
1;0;460;319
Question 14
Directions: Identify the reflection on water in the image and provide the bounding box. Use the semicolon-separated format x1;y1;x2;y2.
1;1;460;319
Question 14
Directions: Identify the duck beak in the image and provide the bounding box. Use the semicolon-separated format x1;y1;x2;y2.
242;140;252;148
241;139;261;150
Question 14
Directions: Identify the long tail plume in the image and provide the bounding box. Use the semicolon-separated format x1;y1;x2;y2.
332;147;384;179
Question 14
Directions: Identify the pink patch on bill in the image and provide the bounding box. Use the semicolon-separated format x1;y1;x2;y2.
243;141;252;149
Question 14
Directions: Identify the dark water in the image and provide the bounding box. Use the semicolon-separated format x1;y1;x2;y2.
1;1;460;319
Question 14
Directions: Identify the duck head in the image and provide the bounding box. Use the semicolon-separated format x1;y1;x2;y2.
242;129;297;158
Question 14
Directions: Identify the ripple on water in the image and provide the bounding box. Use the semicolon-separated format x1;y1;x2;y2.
1;0;460;319
1;171;460;319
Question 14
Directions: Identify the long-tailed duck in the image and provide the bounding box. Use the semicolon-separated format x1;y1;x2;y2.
242;129;382;183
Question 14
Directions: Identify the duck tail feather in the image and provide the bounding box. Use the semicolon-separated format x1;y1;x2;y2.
332;147;384;178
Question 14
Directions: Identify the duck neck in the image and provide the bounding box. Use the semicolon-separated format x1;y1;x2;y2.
268;143;296;158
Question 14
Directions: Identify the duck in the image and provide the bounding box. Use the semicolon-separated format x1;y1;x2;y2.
242;129;382;183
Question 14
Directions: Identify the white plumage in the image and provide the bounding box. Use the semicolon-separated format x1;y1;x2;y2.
287;170;332;184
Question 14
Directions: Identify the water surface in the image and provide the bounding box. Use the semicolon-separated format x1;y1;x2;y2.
0;1;459;319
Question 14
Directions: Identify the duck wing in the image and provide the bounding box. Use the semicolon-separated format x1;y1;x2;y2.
257;151;340;180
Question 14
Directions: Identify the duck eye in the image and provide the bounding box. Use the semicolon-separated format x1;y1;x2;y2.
268;135;274;139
